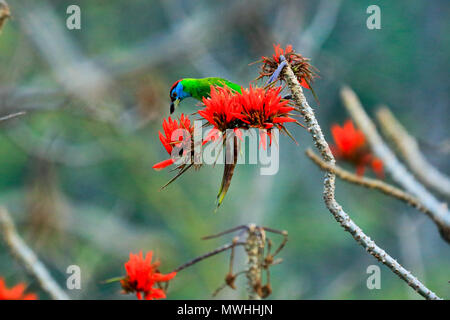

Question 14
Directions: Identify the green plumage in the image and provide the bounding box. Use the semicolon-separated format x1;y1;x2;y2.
182;77;242;100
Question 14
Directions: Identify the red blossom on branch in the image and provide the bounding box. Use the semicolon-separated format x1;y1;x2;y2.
198;85;245;145
152;114;194;171
272;44;293;63
199;86;243;132
0;277;37;300
257;44;317;90
236;85;296;146
121;251;176;300
331;120;384;178
198;85;298;148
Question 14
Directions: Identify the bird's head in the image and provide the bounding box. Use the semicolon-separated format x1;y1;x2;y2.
169;79;190;114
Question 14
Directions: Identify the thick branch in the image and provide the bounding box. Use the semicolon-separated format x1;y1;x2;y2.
306;148;436;222
341;86;450;242
0;207;69;300
283;65;441;300
244;224;264;300
376;106;450;198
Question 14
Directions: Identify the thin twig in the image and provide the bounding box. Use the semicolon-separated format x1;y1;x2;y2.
306;148;434;220
0;207;70;300
201;225;249;240
173;223;282;300
0;111;26;122
261;226;287;236
282;64;441;299
341;86;450;242
376;106;450;198
212;270;246;297
172;241;244;273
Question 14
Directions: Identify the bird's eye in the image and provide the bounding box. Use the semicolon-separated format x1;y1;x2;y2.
173;92;177;97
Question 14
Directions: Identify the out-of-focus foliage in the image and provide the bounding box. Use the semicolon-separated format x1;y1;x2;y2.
0;0;448;299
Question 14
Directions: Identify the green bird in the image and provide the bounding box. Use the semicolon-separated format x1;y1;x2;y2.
169;77;242;114
168;77;242;209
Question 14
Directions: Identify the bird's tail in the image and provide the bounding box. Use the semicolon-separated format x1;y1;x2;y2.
216;135;238;209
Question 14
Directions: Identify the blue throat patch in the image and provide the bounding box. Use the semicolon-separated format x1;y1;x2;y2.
173;82;190;101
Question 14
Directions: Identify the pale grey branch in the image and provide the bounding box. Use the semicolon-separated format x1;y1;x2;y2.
341;86;450;242
0;207;69;300
376;106;450;198
283;65;441;300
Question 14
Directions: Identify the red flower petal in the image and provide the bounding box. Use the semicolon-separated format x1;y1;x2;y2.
145;288;166;300
203;128;221;145
259;130;267;151
152;272;177;282
152;158;176;171
371;158;384;179
300;77;310;89
273;117;296;123
0;277;38;300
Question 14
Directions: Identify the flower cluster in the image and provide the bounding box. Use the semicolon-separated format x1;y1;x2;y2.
0;277;37;300
200;85;297;146
236;85;296;146
153;84;298;206
121;251;176;300
152;114;194;171
154;85;297;168
257;44;317;90
198;85;243;143
331;120;384;178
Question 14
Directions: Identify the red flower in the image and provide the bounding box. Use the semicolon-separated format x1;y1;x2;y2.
121;251;176;300
272;44;293;63
331;120;384;178
198;85;298;148
236;85;296;146
0;277;37;300
199;86;243;132
257;44;317;90
153;114;194;171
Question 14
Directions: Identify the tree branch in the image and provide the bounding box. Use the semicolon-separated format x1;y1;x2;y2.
0;207;70;300
306;148;437;223
0;0;10;32
282;65;441;300
376;106;450;198
244;224;264;300
172;241;244;273
0;111;26;122
341;86;450;242
172;223;279;300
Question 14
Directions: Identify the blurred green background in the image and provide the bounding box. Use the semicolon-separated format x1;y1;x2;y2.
0;0;448;299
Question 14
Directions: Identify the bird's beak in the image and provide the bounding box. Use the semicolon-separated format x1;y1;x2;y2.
170;99;180;114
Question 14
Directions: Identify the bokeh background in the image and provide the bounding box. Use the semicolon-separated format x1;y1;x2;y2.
0;0;448;299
